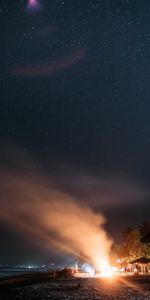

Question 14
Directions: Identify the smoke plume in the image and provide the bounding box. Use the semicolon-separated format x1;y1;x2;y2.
0;168;113;269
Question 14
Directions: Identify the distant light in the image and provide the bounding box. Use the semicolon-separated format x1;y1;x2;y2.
28;265;32;269
27;0;41;13
82;263;95;275
29;0;39;8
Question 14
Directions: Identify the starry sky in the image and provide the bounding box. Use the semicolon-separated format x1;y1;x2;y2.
0;0;150;264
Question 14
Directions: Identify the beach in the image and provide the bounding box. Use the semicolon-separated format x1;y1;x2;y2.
1;274;150;300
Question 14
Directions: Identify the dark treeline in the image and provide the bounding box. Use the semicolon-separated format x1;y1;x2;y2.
111;221;150;265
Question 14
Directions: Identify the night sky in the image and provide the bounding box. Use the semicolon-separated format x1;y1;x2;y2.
0;0;150;264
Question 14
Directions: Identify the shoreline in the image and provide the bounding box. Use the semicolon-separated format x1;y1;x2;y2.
1;272;150;287
0;271;51;289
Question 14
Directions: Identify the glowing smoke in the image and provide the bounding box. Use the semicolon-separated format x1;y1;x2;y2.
0;168;113;270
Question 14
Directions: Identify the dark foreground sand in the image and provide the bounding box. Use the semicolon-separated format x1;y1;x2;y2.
0;274;150;300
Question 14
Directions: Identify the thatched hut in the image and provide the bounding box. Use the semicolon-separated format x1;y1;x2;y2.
130;257;150;275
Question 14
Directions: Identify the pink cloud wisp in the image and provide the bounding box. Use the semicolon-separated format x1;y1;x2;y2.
11;49;86;78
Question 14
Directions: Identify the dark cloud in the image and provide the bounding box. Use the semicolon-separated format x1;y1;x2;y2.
55;171;148;209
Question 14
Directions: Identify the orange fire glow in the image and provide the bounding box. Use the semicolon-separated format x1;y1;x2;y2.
100;264;113;277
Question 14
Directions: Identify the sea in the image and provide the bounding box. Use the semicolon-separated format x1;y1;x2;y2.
0;268;37;278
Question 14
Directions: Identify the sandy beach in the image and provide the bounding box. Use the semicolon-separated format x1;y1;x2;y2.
1;274;150;300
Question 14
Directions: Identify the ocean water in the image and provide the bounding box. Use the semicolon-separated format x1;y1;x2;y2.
0;268;35;278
